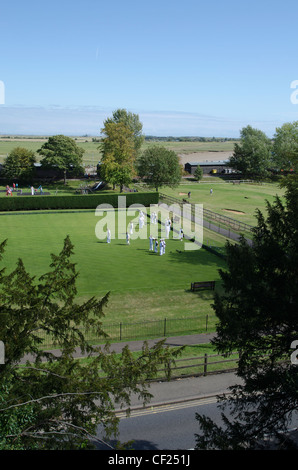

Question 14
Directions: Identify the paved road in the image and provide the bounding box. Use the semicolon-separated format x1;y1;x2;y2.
21;332;216;363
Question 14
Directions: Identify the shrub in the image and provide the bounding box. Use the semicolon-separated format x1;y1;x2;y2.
0;192;159;212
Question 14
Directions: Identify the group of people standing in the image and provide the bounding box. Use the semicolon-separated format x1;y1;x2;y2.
149;236;166;255
106;209;184;250
5;184;44;196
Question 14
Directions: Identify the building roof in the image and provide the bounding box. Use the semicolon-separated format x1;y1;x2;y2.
185;160;229;166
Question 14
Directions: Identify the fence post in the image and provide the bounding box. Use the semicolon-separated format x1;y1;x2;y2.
164;318;167;337
204;353;208;376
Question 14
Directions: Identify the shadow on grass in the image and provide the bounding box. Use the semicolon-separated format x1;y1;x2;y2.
167;245;227;268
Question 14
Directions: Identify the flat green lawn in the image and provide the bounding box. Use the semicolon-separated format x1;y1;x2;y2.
161;182;285;226
0;210;226;324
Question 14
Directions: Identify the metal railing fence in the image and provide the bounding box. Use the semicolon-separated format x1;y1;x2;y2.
37;314;217;349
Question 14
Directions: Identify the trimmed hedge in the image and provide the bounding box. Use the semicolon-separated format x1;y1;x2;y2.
0;192;160;212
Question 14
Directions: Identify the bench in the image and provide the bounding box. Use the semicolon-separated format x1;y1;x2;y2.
191;281;215;292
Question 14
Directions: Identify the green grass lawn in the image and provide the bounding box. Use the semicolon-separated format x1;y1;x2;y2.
161;182;285;226
0;210;226;325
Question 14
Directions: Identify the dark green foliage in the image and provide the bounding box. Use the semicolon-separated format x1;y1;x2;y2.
229;125;272;177
3;147;36;184
195;177;298;449
194;165;203;181
0;192;159;211
0;235;182;449
37;135;84;184
273;121;298;171
137;145;182;191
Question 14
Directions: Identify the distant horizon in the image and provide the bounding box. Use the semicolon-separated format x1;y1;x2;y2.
0;132;239;139
0;104;287;139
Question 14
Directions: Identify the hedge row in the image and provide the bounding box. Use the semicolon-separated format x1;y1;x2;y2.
0;192;160;212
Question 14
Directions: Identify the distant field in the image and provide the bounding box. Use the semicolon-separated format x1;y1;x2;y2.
0;138;101;166
0;136;237;165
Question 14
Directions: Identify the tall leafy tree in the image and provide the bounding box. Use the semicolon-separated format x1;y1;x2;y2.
0;237;181;449
273;121;298;171
103;108;144;155
195;176;298;449
229;125;272;178
3;147;36;184
37;135;84;184
99;121;136;192
137;145;182;191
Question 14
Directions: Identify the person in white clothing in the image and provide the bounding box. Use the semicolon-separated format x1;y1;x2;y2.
165;218;171;238
139;213;144;229
107;228;111;243
149;235;154;251
126;232;130;245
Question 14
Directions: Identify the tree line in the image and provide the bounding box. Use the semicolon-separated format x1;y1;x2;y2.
2;113;298;188
228;122;298;177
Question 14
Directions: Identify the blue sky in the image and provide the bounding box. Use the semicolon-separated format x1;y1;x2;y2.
1;0;298;137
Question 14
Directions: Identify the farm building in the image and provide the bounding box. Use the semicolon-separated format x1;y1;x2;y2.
184;160;234;175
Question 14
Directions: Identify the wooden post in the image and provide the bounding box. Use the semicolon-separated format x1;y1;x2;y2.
204;353;208;376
